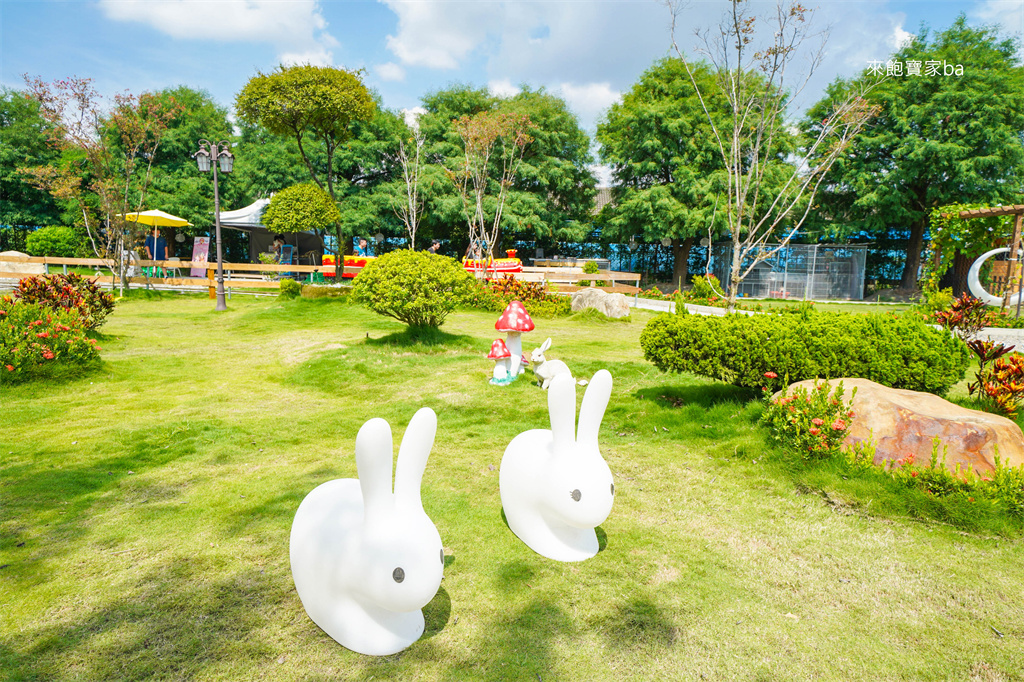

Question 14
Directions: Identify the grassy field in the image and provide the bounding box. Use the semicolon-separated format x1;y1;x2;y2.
1;295;1022;681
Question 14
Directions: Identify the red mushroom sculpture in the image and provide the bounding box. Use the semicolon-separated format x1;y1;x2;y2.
487;338;513;385
495;300;535;377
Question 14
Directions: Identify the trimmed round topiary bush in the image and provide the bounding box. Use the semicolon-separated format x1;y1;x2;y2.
354;250;476;328
279;278;301;299
640;307;970;395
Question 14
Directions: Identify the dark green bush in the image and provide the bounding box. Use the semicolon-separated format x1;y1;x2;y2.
354;250;476;328
26;226;79;257
14;273;115;330
640;308;970;395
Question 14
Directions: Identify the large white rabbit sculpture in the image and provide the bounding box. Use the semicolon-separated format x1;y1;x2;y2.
290;407;445;656
499;370;615;562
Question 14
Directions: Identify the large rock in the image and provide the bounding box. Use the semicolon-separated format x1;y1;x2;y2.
784;378;1024;477
0;251;45;276
570;288;630;319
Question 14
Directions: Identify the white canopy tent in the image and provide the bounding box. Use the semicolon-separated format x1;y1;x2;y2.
217;198;325;263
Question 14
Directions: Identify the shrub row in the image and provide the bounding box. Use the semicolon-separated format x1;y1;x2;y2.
640;308;969;395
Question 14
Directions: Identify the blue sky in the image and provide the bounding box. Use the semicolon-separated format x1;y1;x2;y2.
2;0;1021;144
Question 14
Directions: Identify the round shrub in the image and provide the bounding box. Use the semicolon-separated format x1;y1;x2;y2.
26;226;79;258
279;278;301;299
14;273;115;330
0;297;101;384
354;250;476;328
640;307;970;395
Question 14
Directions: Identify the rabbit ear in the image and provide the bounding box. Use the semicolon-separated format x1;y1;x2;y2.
394;407;436;511
577;369;612;451
548;372;576;453
541;338;552;352
356;417;395;522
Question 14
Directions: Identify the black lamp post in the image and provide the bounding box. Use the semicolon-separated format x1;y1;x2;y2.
193;139;234;311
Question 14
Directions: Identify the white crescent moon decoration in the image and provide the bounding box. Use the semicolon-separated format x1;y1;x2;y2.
967;247;1024;307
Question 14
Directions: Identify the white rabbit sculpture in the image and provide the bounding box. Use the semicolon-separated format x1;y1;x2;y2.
499;370;615;562
289;407;445;656
530;337;573;389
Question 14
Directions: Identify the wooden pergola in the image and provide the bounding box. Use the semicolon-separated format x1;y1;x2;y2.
952;204;1024;309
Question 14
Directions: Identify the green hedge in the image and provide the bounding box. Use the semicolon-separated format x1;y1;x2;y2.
640;308;970;395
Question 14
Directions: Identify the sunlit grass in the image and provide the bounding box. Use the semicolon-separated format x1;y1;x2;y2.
1;295;1022;681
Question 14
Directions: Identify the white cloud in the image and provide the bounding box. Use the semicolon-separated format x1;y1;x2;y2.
98;0;337;65
556;82;621;128
971;1;1024;35
374;62;407;82
488;79;521;98
402;106;426;131
590;163;614;187
380;0;495;69
892;25;915;49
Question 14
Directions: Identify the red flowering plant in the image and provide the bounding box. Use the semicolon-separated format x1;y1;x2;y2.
0;296;101;383
14;273;115;330
760;378;856;460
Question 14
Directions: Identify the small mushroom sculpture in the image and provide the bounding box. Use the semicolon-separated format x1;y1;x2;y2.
495;300;535;377
488;338;513;385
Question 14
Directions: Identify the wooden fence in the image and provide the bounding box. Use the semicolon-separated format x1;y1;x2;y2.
0;255;641;297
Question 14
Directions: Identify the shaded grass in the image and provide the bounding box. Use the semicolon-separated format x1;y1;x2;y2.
1;296;1022;681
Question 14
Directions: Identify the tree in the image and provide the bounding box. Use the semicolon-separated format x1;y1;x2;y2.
236;63;376;274
0;88;62;237
21;77;179;294
262;182;341;236
597;58;730;286
665;0;876;308
806;17;1024;290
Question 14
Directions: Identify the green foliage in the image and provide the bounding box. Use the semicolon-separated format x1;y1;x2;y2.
0;87;62;228
278;278;300;299
25;225;79;257
640;308;969;395
923;203;1015;289
578;260;606;287
0;297;101;383
14;273;115;329
354;250;476;328
463;274;572;317
300;284;350;299
262;182;340;234
806;18;1024;287
761;380;856;460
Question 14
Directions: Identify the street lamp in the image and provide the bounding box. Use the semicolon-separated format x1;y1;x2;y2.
193;139;234;311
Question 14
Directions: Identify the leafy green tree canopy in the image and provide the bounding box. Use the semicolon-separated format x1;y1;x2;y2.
235;64;375;199
262;182;340;235
0;87;61;229
806;16;1024;289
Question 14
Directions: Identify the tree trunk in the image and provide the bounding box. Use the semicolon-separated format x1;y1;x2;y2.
671;237;693;291
334;224;344;278
899;216;928;291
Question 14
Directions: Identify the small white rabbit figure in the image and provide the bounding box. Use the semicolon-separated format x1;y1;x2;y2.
290;407;445;656
499;370;615;561
531;337;573;389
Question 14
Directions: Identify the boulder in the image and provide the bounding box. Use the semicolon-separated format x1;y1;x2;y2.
570;288;631;319
0;251;45;276
784;378;1024;477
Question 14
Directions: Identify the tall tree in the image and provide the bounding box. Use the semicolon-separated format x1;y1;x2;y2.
665;0;876;308
22;77;179;294
806;17;1024;290
0;88;61;236
236;63;375;274
597;58;730;285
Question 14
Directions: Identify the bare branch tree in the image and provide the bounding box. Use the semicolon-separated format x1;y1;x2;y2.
446;111;534;274
393;130;425;248
664;0;877;308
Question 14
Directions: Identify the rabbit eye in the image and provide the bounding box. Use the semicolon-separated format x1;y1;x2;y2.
392;567;405;583
571;489;581;502
610;483;615;495
440;549;444;565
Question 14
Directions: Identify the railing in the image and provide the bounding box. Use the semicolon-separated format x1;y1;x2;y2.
0;254;643;297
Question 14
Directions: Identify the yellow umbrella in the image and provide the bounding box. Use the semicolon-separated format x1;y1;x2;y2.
119;209;193;227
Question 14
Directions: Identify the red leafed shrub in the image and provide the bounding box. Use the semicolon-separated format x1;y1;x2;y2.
14;273;115;329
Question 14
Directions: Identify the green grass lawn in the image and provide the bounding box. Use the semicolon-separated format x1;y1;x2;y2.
2;296;1022;681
